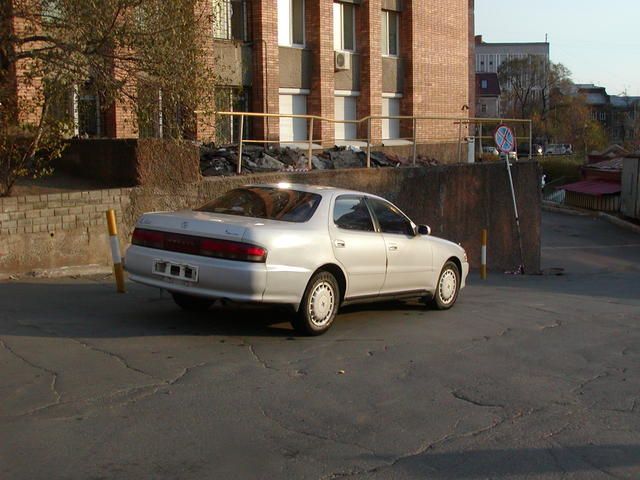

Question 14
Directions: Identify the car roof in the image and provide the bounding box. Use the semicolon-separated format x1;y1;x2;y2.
246;183;372;198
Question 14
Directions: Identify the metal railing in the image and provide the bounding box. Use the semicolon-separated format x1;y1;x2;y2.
213;111;533;174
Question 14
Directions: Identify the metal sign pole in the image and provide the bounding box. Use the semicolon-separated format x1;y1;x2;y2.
495;124;525;274
505;158;525;274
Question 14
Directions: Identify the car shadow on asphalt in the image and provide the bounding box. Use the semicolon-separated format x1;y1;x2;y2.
359;444;640;478
0;281;433;339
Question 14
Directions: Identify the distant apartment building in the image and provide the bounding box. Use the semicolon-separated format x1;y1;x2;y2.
575;84;640;144
6;0;476;148
475;73;500;118
474;35;549;117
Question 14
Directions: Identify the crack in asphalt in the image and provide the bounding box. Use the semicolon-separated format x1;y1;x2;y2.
0;337;62;416
539;320;562;330
545;443;569;479
322;407;539;479
258;406;377;457
451;390;505;409
246;343;278;371
16;321;159;381
571;372;610;394
70;338;160;381
323;416;507;479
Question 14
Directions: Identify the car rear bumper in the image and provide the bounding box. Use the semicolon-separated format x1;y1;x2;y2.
125;245;268;303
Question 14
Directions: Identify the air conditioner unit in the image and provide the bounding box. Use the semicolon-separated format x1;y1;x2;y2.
335;51;351;71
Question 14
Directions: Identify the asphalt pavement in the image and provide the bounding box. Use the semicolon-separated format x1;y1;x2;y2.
1;211;639;479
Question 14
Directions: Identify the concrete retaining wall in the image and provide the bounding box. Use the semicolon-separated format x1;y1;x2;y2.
0;162;541;276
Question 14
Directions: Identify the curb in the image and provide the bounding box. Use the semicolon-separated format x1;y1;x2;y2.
542;201;640;235
0;264;112;281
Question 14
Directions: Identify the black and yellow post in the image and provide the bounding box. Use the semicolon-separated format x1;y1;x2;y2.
106;209;126;293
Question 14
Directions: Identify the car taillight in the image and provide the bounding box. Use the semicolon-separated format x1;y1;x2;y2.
132;228;165;249
200;239;267;263
131;228;266;263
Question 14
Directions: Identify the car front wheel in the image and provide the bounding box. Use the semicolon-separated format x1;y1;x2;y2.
429;261;460;310
293;271;340;336
171;292;214;312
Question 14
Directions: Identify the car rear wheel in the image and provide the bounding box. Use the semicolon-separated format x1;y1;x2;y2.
292;271;340;336
429;261;460;310
171;292;214;312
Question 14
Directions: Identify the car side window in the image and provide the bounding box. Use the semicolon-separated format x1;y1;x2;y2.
333;196;375;232
368;198;414;236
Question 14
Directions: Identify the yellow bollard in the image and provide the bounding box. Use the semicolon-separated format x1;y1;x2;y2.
481;229;488;280
106;209;126;293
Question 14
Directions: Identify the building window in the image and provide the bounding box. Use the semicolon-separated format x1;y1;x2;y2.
215;87;250;144
382;96;400;140
381;10;399;56
70;84;101;138
481;79;488;89
279;90;308;142
333;2;355;52
599;111;606;121
212;0;249;41
278;0;304;47
481;104;487;114
334;93;358;141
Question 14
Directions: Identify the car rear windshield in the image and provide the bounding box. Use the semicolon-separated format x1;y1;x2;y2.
196;187;322;223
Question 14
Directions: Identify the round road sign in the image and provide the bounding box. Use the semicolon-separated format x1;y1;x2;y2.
494;124;516;154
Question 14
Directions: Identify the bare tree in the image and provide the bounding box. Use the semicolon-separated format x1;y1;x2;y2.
498;57;571;122
0;0;216;196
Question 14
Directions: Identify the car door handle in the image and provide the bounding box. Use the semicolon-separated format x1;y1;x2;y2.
334;240;346;248
388;244;399;251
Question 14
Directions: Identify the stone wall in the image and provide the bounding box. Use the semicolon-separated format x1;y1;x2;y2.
0;162;541;276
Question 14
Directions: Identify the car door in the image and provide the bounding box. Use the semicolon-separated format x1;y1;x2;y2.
329;195;387;298
366;197;434;294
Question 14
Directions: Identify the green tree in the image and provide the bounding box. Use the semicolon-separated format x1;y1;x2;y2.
0;0;216;196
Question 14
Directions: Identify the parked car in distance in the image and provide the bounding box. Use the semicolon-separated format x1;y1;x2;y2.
482;146;499;156
545;144;573;155
499;151;518;161
125;184;469;335
517;143;544;156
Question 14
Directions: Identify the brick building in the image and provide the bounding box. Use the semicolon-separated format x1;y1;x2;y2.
6;0;475;148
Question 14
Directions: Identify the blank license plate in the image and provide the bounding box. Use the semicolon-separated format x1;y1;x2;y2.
153;260;199;283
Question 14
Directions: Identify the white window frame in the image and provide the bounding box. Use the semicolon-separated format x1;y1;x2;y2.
381;10;399;57
278;0;305;48
333;2;356;52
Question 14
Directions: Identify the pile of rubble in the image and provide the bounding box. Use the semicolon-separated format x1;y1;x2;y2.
200;144;439;177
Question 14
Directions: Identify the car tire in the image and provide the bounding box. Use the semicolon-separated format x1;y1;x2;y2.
429;261;460;310
292;271;340;336
171;292;214;312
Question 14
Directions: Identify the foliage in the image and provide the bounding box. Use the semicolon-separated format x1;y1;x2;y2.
498;57;609;153
544;94;607;153
0;0;216;196
539;155;585;184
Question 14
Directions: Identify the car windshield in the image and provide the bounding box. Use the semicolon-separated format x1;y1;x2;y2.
196;187;322;223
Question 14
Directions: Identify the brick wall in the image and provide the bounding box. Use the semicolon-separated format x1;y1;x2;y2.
9;2;44;126
358;0;383;141
250;0;280;142
306;0;335;146
0;162;541;276
0;189;131;236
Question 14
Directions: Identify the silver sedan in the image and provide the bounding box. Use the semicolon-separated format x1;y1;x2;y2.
125;184;469;335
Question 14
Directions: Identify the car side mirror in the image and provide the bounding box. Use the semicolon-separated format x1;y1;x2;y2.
417;225;431;236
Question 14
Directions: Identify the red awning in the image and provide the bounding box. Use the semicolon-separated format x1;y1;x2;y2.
562;180;621;196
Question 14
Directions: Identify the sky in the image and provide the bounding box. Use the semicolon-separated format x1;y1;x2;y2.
475;0;640;96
